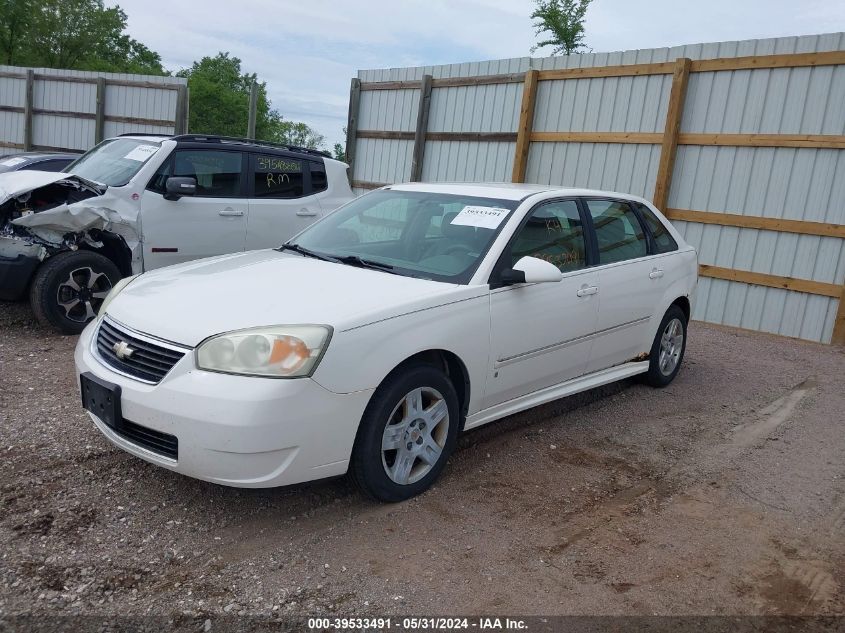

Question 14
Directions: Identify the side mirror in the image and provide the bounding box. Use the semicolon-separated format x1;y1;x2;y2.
500;256;563;285
164;176;197;201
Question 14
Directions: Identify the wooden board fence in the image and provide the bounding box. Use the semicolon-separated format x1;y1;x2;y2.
347;48;845;344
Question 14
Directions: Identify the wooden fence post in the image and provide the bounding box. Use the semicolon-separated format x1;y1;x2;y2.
23;69;34;151
832;286;845;345
410;74;433;182
652;57;692;211
175;85;189;134
247;82;258;139
94;78;106;143
511;69;539;183
345;78;361;182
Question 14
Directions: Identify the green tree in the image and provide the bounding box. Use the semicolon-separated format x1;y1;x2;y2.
530;0;592;56
178;52;325;148
333;143;346;162
0;0;164;73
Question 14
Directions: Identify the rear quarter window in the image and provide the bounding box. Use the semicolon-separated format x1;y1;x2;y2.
635;202;678;253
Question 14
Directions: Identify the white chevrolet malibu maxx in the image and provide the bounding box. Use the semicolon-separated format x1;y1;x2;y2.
75;183;697;501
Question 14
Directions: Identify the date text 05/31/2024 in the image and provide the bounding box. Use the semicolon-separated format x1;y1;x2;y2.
307;617;528;630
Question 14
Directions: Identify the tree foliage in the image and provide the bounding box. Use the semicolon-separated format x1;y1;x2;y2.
0;0;164;73
176;53;325;149
530;0;592;56
0;2;328;150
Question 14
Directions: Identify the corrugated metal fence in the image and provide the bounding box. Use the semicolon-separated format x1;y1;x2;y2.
0;66;188;154
346;33;845;345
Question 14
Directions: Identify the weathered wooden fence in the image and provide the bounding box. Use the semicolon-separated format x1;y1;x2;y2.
0;66;188;153
346;33;845;345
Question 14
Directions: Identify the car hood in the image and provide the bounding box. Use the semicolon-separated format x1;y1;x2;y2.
0;170;103;204
106;250;470;346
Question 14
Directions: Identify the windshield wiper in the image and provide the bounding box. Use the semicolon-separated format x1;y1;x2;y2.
336;255;399;274
278;243;340;263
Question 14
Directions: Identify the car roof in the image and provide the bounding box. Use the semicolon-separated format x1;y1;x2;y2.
117;133;333;160
0;152;80;161
386;181;649;204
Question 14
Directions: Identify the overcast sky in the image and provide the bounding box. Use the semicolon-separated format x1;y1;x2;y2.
115;0;845;148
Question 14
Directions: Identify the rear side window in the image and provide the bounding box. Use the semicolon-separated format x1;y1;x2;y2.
254;154;304;198
635;202;678;253
310;162;327;193
585;199;648;265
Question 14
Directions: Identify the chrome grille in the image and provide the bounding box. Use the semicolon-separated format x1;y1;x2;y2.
95;319;186;384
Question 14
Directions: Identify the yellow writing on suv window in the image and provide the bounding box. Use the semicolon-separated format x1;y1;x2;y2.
266;172;290;187
256;156;301;172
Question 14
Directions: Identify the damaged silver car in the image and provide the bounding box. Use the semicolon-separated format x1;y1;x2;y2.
0;134;353;333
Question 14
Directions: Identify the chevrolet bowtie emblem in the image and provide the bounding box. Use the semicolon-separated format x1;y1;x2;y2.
113;341;135;360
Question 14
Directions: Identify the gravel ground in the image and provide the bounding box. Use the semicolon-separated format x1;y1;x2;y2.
1;299;843;623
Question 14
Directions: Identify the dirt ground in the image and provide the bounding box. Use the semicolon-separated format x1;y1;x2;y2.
1;299;843;623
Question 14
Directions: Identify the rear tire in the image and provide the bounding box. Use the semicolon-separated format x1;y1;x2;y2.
29;251;121;334
644;305;687;388
350;364;459;502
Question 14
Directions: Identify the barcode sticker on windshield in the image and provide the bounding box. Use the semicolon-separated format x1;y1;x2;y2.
123;145;158;162
0;157;27;167
450;205;510;230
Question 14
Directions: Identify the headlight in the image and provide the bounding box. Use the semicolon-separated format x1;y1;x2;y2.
195;325;332;378
97;274;138;318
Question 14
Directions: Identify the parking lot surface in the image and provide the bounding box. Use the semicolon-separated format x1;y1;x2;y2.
1;300;843;619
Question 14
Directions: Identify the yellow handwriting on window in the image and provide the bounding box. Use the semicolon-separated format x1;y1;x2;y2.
266;172;291;188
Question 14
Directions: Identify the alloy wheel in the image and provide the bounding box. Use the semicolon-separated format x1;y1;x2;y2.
658;317;684;376
381;386;450;485
56;267;113;323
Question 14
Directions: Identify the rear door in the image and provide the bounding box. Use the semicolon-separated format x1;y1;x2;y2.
245;153;324;250
141;148;248;270
484;199;599;408
583;198;666;373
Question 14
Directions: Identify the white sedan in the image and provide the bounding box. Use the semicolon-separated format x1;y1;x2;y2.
74;183;698;502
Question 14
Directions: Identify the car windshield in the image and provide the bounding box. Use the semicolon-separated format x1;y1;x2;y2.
65;138;162;187
289;189;520;283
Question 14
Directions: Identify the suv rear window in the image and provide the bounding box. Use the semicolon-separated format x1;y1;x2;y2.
254;154;304;198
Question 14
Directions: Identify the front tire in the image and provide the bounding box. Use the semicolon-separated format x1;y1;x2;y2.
350;364;459;502
29;251;121;334
644;305;687;387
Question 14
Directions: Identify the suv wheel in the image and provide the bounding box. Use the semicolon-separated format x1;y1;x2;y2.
30;251;121;334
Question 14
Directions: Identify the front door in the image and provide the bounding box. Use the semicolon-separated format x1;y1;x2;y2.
484;199;599;409
246;153;324;250
141;149;248;270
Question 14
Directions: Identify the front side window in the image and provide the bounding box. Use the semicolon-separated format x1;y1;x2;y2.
166;150;243;197
634;202;678;253
66;138;161;186
254;154;304;198
509;200;586;272
291;190;520;283
586;199;648;265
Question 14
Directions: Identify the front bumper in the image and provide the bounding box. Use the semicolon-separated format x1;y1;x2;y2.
74;320;374;488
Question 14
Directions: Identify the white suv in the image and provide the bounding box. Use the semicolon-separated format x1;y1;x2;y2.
0;134;353;332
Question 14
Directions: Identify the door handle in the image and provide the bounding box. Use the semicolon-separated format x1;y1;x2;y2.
576;285;598;297
219;208;244;217
296;208;318;217
649;268;664;279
